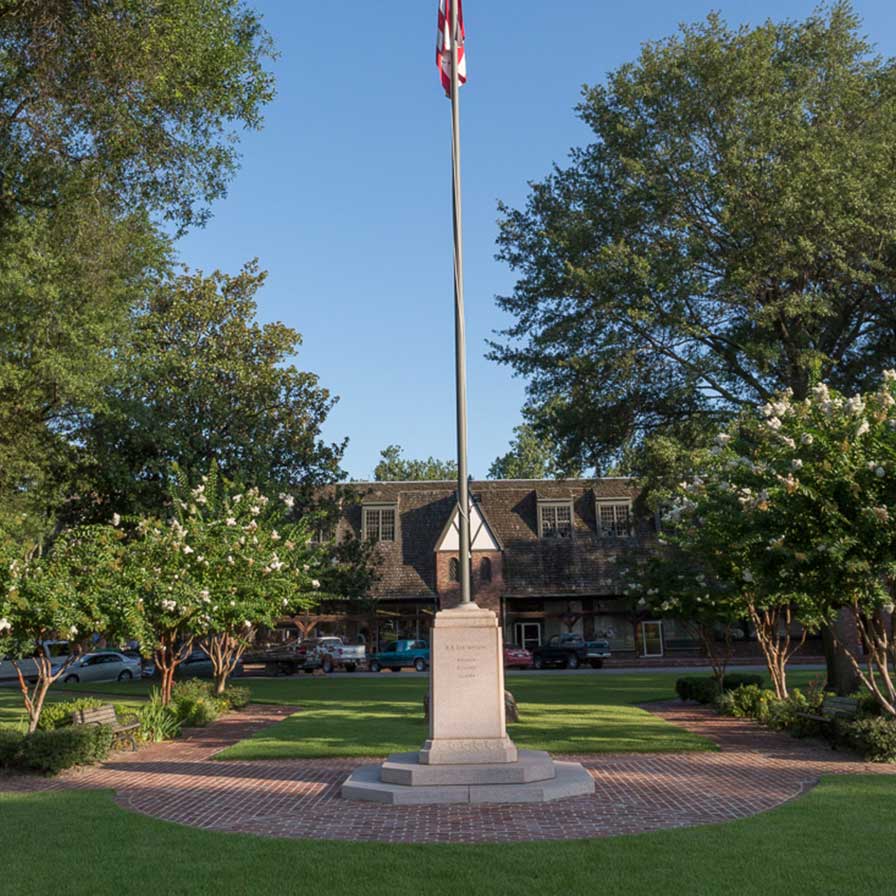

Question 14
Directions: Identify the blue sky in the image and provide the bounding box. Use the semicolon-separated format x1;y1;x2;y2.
176;0;895;480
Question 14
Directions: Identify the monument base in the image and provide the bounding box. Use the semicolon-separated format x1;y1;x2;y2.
340;602;594;805
419;735;518;765
341;756;594;805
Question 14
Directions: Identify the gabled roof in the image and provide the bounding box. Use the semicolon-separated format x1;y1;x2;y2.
337;478;652;600
434;498;502;552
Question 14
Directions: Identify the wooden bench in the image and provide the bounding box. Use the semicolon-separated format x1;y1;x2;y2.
71;704;140;752
796;696;860;747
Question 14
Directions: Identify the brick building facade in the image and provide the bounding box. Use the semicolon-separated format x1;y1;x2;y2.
296;477;715;658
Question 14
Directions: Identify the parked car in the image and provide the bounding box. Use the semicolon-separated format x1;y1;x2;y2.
503;644;533;669
301;637;365;673
61;651;143;684
585;639;611;669
368;639;429;673
0;640;71;683
531;634;589;670
177;649;244;680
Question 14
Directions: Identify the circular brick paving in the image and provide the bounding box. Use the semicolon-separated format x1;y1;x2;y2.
3;702;894;843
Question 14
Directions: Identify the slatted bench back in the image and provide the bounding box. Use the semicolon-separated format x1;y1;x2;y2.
73;705;118;727
821;696;860;719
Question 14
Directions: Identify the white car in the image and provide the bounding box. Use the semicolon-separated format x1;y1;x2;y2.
60;651;143;685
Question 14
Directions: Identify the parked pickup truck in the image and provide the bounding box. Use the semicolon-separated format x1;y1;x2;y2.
531;634;590;670
0;640;71;683
368;639;429;673
585;639;611;669
301;637;365;673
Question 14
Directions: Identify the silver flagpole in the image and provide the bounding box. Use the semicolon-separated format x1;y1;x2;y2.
449;0;471;605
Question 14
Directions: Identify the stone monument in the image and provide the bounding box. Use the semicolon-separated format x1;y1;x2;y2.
341;603;595;805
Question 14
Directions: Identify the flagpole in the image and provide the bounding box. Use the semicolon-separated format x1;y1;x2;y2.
449;0;471;605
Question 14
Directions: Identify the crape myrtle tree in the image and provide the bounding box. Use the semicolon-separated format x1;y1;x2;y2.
0;525;131;732
491;2;896;688
80;263;346;521
169;466;323;695
123;468;324;703
650;439;827;699
618;544;744;687
705;376;896;717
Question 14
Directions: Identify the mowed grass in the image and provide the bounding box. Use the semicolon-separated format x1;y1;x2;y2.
38;667;824;759
2;775;895;896
214;673;721;759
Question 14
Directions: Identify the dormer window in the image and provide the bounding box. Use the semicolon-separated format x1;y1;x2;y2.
363;504;396;542
538;500;573;538
597;500;632;537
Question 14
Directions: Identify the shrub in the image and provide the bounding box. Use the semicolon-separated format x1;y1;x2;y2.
675;674;763;704
716;684;778;722
139;689;183;742
847;717;896;762
171;679;227;727
722;673;763;691
0;729;24;769
36;698;104;732
676;677;718;704
20;725;114;774
222;684;250;710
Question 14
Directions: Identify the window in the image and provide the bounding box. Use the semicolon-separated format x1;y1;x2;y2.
479;556;492;583
448;557;460;582
539;501;573;538
597;501;632;537
363;505;396;542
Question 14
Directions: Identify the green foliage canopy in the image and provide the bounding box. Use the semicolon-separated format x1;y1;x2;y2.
492;3;896;472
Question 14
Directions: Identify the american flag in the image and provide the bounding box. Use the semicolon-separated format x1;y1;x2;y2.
437;0;466;97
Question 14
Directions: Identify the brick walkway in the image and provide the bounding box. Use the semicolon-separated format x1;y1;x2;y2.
2;701;894;843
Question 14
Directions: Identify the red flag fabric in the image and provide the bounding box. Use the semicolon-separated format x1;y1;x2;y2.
437;0;466;97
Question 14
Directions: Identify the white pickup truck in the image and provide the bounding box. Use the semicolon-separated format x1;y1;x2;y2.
0;640;72;683
301;637;366;673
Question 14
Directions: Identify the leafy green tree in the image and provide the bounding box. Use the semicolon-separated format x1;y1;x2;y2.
373;445;458;481
0;202;168;541
658;373;896;708
488;423;580;480
0;0;274;229
79;263;346;518
168;467;320;695
619;544;744;687
0;525;130;731
492;3;896;473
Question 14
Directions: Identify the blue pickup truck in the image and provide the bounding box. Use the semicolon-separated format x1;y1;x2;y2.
368;639;429;673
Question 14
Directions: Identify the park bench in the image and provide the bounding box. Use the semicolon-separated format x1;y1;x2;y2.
796;696;860;747
71;704;140;752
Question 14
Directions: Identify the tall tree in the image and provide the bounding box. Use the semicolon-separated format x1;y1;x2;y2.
0;202;167;540
0;0;274;229
79;263;346;517
492;3;896;473
373;445;458;482
488;423;580;480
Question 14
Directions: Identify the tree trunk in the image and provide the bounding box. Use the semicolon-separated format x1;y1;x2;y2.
200;631;249;698
822;608;861;696
154;634;190;705
15;650;81;733
748;604;807;700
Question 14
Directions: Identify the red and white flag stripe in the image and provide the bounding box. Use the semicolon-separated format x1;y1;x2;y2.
437;0;466;96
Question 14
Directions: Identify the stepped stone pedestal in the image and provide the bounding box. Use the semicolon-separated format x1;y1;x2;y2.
341;603;594;805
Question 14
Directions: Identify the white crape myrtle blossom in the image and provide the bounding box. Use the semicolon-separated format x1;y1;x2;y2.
0;618;11;634
800;433;814;446
111;513;121;527
856;419;870;438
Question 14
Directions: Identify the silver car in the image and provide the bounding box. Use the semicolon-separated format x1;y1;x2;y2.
61;651;143;685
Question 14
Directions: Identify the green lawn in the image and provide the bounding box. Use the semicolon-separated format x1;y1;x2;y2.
1;775;893;895
46;668;825;759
